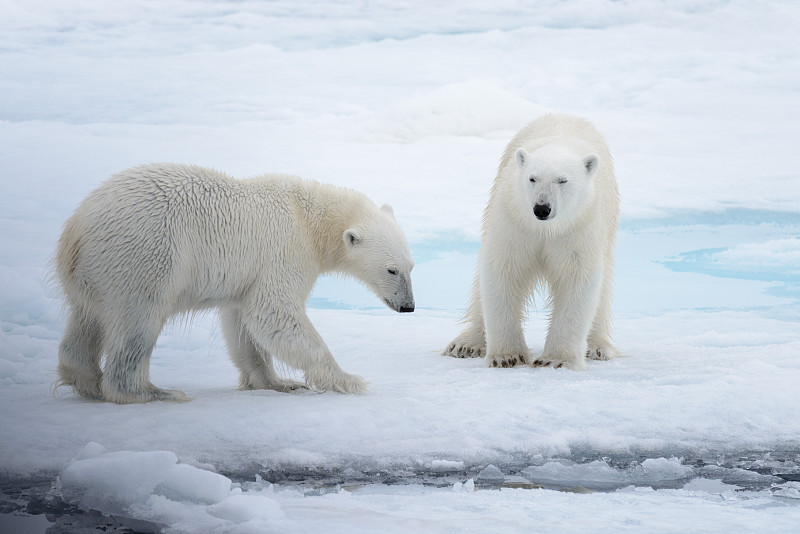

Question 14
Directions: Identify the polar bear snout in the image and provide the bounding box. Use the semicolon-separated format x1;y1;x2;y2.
384;274;415;313
384;298;415;313
533;203;552;220
386;283;415;313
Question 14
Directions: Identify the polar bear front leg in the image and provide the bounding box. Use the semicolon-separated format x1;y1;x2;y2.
443;272;486;358
586;261;619;361
241;305;367;394
220;308;307;392
479;255;530;368
534;271;603;370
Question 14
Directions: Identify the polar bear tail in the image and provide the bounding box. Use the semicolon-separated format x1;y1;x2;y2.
55;214;82;300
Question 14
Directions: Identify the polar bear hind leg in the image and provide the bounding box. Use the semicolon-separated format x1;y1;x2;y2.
57;306;104;400
100;313;188;404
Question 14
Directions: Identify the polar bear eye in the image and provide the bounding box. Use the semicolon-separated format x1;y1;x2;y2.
529;176;537;183
557;178;568;184
387;268;398;275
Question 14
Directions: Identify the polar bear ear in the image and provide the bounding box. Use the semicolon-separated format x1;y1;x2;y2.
515;147;528;169
584;154;599;178
380;203;396;219
343;229;362;248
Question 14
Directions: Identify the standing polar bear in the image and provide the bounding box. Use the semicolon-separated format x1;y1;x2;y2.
56;163;415;403
444;113;619;370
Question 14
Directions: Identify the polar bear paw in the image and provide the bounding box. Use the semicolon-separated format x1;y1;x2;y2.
586;344;617;361
328;372;368;394
148;387;190;402
240;377;308;393
102;384;190;404
306;366;368;394
55;366;103;400
532;351;586;371
270;379;309;393
485;352;528;368
443;341;486;359
443;330;486;359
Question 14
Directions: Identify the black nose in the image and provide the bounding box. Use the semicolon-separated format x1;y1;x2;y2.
533;203;551;220
399;305;415;313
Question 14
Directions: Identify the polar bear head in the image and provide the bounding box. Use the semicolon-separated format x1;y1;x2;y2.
514;143;599;224
343;203;415;313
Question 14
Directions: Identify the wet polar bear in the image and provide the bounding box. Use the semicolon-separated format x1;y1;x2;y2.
444;113;619;369
56;163;415;403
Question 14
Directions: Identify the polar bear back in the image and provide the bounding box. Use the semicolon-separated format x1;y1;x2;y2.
58;163;364;316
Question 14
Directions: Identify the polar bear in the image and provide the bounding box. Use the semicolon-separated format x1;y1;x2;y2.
55;163;415;403
443;113;619;370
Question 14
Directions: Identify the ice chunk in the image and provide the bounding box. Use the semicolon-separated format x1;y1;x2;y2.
453;478;475;492
698;465;782;486
206;493;286;523
522;458;694;490
771;482;800;500
60;450;178;514
682;478;741;493
640;458;694;481
476;464;504;482
72;441;106;461
60;445;232;516
154;463;231;505
522;460;626;489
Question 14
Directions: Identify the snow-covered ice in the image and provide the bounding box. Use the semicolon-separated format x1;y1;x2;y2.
2;0;800;532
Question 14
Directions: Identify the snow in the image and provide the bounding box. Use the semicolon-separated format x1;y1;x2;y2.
430;460;465;472
2;0;800;532
355;80;550;142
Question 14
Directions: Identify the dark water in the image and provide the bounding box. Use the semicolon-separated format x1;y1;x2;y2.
0;477;163;534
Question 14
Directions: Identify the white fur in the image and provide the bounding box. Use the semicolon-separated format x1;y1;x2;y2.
444;113;619;370
55;163;415;403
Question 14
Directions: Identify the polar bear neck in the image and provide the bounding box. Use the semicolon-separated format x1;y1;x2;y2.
293;180;367;272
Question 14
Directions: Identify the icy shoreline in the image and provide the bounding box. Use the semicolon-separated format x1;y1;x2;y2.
3;448;800;534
